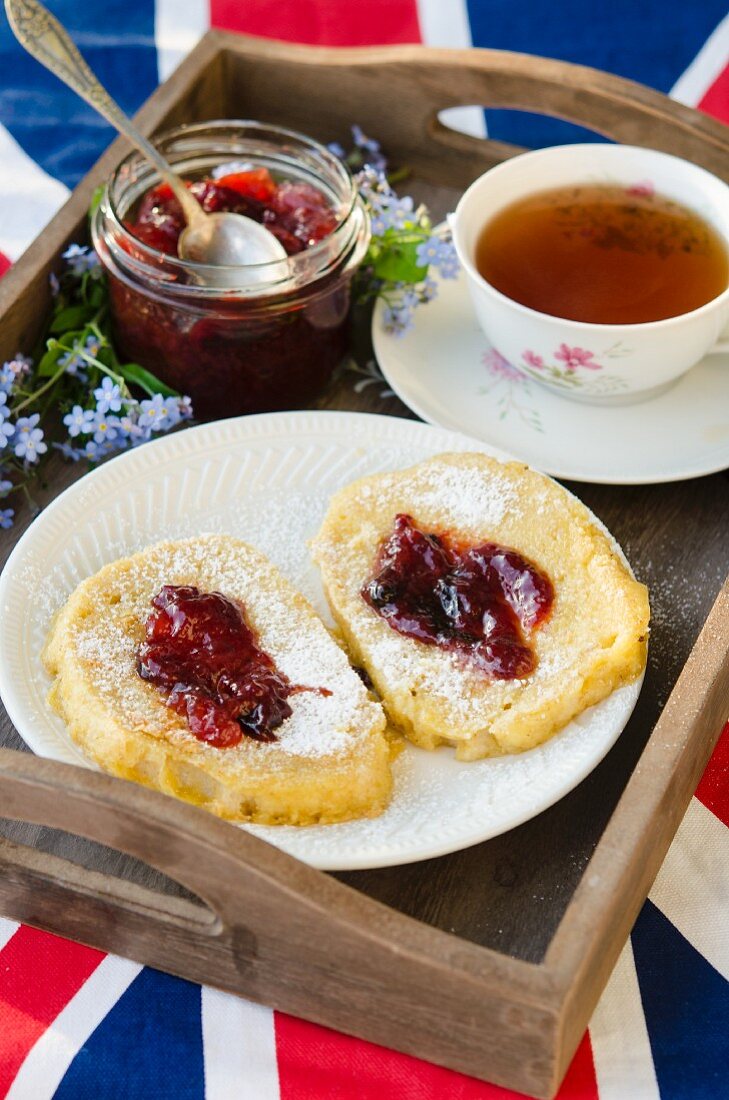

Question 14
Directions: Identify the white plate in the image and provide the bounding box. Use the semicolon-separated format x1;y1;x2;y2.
0;411;642;870
373;271;729;484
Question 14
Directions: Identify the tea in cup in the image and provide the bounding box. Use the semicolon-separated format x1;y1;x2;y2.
451;145;729;404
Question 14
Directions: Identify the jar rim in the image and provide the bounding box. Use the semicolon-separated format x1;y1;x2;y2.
97;119;367;296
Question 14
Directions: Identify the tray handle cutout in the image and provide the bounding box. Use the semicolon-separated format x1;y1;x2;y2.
420;47;729;165
223;38;729;184
0;748;329;971
0;747;564;1100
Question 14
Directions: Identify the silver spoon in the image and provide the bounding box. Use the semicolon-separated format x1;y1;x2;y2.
4;0;287;272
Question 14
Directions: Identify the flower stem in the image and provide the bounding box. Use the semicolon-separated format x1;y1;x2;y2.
12;361;68;414
56;342;131;399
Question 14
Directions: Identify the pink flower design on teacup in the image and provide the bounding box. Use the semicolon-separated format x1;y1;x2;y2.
554;344;602;371
483;348;524;381
522;350;544;370
626;179;655;198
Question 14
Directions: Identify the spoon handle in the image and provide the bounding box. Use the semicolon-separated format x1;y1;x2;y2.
4;0;203;225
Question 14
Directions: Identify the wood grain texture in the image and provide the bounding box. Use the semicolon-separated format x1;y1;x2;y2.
1;571;726;1098
217;34;729;188
0;32;728;1098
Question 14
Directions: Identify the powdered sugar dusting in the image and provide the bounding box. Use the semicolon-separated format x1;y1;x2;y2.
416;462;518;530
68;536;379;761
249;681;639;864
315;456;574;727
346;609;568;728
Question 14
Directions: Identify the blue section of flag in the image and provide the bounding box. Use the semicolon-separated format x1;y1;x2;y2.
632;899;729;1099
0;1;158;188
53;967;205;1099
465;1;728;148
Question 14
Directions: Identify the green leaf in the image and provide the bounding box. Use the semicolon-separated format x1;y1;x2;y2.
37;343;63;378
371;239;427;284
48;305;94;334
103;344;120;369
86;282;107;310
90;343;111;366
88;185;105;222
386;166;411;187
118;362;179;397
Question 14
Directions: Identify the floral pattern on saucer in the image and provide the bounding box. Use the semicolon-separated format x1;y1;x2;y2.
479;350;543;433
518;342;632;397
371;267;729;485
340;356;394;399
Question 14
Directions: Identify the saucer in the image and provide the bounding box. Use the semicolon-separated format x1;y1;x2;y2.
372;272;729;484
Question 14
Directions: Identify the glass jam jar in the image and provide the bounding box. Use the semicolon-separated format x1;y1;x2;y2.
92;121;370;420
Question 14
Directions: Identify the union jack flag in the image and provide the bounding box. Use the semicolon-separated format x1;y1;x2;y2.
0;3;727;1096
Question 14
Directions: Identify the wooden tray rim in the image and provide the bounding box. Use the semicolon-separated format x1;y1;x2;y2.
0;32;727;1097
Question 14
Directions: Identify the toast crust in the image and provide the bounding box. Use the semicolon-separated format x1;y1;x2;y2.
311;453;649;759
43;535;391;824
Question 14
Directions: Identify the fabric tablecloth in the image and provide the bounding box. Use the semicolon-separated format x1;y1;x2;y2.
0;3;727;1097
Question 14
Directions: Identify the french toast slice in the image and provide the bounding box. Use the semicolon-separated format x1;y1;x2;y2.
311;453;649;759
43;535;391;824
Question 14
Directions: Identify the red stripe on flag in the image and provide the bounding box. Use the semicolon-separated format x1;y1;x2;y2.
0;926;105;1093
210;0;422;46
698;63;729;124
275;1014;598;1099
559;1034;599;1099
695;720;729;828
0;251;10;279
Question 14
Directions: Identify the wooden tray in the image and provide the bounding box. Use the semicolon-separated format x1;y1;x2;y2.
1;33;728;1098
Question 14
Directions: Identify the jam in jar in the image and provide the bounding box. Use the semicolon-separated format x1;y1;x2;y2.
92;122;370;420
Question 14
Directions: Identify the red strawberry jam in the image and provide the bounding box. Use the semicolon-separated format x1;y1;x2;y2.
137;585;297;747
361;514;554;680
126;170;337;257
104;165;352;420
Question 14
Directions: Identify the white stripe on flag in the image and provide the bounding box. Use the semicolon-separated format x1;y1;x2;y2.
670;13;729;107
649;796;729;981
4;954;142;1100
201;986;280;1100
0;123;69;262
416;0;487;137
155;0;210;83
589;938;661;1100
0;917;20;951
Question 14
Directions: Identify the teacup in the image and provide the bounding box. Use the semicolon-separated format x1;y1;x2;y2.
451;145;729;404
